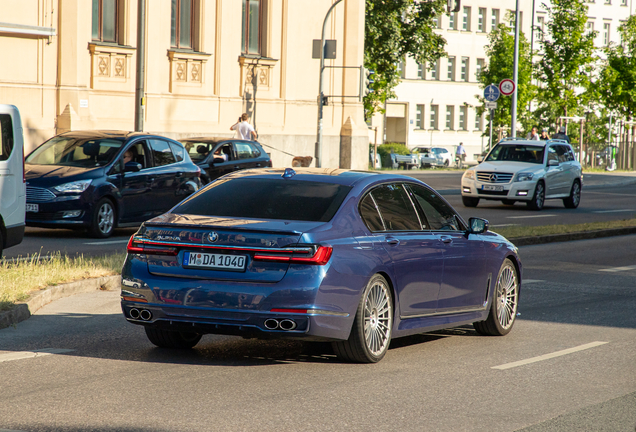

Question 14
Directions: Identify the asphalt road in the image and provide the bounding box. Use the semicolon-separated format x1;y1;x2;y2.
1;235;635;432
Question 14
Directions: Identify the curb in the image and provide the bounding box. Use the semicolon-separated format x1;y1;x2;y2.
511;227;636;247
0;275;120;330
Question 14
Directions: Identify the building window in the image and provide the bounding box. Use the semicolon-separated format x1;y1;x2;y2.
449;12;456;30
242;0;263;55
478;8;486;32
171;0;199;50
586;21;595;35
446;106;454;130
459;106;467;130
462;7;471;31
475;110;482;130
491;9;500;30
397;60;405;78
433;15;439;28
430;105;439;129
604;0;611;4
92;0;118;43
430;60;439;80
416;105;425;129
461;57;469;82
476;58;484;80
621;0;627;5
417;63;425;79
536;16;545;41
447;57;455;81
603;22;610;45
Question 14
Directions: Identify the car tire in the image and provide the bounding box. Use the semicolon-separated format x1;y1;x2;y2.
502;199;516;205
332;274;393;363
88;198;116;238
563;180;581;209
473;258;519;336
526;181;545;211
144;327;202;349
462;196;480;207
443;159;450;167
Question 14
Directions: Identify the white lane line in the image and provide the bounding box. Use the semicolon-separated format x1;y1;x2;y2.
522;279;545;284
0;429;27;432
592;209;635;214
491;224;518;228
599;265;636;273
0;348;75;363
507;214;557;219
492;341;608;370
84;239;129;245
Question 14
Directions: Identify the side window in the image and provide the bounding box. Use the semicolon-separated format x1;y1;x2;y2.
554;145;569;163
370;184;421;231
560;145;574;162
149;139;177;167
359;193;385;232
0;114;14;161
547;146;559;164
169;141;186;162
216;143;233;161
127;141;150;169
408;184;462;231
235;142;255;160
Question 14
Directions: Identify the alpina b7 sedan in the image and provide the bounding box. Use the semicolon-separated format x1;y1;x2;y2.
121;168;522;363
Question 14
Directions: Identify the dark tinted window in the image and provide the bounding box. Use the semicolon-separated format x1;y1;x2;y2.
370;184;421;231
359;193;384;231
175;178;352;222
486;144;545;164
235;142;259;159
408;184;462;231
149;139;176;166
169;141;186;162
0;114;14;161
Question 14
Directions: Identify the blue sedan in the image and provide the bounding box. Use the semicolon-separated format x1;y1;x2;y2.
121;168;521;363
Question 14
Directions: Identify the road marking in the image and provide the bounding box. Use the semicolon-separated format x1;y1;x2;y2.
490;224;518;228
592;209;635;214
84;239;129;245
0;429;27;432
492;341;608;370
0;348;75;363
507;214;557;219
599;265;636;273
522;279;544;284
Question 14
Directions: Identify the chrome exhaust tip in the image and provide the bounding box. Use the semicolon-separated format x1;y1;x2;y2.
264;319;279;330
279;319;297;331
139;309;152;321
129;308;140;319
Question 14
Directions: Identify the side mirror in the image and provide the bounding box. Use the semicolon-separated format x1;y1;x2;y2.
547;159;559;167
477;156;484;163
468;217;489;234
213;156;226;163
124;161;142;172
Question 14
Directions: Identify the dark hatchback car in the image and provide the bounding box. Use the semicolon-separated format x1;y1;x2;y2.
121;168;521;363
179;137;272;184
25;131;202;238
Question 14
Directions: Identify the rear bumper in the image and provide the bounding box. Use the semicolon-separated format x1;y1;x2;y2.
4;223;25;249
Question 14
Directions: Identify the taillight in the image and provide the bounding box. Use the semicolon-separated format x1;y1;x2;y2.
254;245;332;266
126;236;178;256
270;308;308;314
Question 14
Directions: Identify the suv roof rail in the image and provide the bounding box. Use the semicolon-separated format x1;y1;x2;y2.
546;139;570;144
498;137;531;142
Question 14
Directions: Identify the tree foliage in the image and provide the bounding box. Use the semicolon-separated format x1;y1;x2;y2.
364;0;447;115
477;13;535;138
534;0;596;125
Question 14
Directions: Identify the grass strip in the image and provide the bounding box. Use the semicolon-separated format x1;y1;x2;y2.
0;252;125;312
493;218;636;239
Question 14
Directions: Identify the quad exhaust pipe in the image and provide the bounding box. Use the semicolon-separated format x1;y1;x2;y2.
263;318;297;331
129;308;153;321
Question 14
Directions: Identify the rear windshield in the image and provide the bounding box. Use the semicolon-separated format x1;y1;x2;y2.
174;178;352;222
26;136;124;167
486;144;545;164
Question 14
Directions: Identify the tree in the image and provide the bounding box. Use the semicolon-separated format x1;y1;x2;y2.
477;13;534;140
364;0;447;116
533;0;596;127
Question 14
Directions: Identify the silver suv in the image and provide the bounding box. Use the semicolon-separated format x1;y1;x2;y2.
461;139;582;210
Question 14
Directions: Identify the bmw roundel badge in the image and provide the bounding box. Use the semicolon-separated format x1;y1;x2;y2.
208;231;219;243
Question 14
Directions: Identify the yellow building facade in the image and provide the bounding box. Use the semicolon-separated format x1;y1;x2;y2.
0;0;369;169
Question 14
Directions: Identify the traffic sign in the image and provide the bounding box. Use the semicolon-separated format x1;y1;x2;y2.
499;79;516;96
485;101;497;109
484;85;500;102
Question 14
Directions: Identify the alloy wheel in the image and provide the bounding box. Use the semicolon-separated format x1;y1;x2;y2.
364;279;392;356
97;202;114;235
496;262;518;330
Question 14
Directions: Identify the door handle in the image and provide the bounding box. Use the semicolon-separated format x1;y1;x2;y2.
440;236;453;244
385;236;400;246
175;172;184;178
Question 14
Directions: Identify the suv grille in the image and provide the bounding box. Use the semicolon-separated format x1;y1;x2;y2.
27;187;56;202
476;172;513;183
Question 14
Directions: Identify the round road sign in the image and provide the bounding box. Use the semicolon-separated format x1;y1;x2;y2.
499;79;516;96
484;85;500;102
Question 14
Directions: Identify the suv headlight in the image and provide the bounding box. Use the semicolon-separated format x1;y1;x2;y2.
515;172;534;182
463;170;475;180
53;179;93;194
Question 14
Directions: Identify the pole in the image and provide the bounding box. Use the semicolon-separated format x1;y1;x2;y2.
134;0;146;132
510;0;520;137
489;109;493;151
315;0;343;168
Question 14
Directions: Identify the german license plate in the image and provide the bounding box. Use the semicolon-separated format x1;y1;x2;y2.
26;203;39;212
482;185;504;192
183;252;247;271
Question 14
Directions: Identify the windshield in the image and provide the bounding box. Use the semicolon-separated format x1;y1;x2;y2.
26;136;124;167
175;178;352;222
486;144;545;164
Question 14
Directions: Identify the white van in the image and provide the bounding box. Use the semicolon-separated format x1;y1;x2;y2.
0;104;26;256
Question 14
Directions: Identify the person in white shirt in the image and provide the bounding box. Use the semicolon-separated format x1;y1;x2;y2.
527;126;540;140
230;113;257;140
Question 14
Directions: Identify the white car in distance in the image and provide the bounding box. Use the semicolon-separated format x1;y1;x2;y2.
461;138;582;210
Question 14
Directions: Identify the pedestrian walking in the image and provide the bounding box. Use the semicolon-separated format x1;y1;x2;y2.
230;113;257;141
552;126;570;143
455;142;466;168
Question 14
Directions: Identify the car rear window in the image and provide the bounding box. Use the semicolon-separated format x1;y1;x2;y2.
174;178;352;222
486;144;545;164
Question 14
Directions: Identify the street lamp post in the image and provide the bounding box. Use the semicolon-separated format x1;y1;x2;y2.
510;0;520;137
315;0;343;169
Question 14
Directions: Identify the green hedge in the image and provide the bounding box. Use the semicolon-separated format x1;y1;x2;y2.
376;143;411;158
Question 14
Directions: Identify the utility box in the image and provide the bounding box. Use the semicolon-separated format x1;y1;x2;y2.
312;40;337;59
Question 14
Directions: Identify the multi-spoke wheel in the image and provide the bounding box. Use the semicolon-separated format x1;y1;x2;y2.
527;181;545;210
88;198;115;238
333;274;393;363
563;180;581;208
474;258;519;336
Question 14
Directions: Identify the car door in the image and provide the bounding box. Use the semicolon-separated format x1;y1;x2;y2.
207;142;236;180
234;141;265;170
147;138;182;214
545;144;569;197
119;140;153;222
407;184;487;313
363;183;443;317
556;144;578;193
